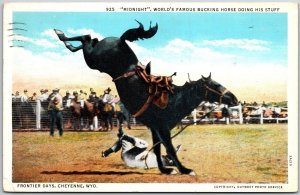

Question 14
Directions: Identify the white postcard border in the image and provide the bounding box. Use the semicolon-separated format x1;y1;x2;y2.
2;2;298;192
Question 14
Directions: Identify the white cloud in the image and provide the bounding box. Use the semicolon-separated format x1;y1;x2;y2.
128;38;236;77
67;28;104;40
128;38;287;102
33;38;59;49
9;34;59;49
41;29;59;40
10;36;287;102
10;46;113;94
160;39;195;54
203;38;270;51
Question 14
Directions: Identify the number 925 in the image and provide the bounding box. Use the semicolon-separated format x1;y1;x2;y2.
106;7;115;11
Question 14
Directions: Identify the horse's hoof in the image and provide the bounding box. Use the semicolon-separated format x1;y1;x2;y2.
54;29;63;34
160;167;177;175
189;171;196;176
170;169;178;175
180;168;196;176
54;29;66;40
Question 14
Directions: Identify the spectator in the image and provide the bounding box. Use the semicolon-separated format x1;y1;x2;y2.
20;89;29;102
63;91;73;107
38;89;49;102
79;90;86;100
88;88;98;103
12;91;21;102
102;87;115;110
29;92;37;101
48;88;63;137
47;89;56;101
89;88;94;96
78;90;86;107
72;91;83;105
63;91;72;101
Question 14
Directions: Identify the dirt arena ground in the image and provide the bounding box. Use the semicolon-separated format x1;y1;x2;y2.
12;124;288;183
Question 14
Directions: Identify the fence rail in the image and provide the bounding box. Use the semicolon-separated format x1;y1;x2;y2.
12;100;288;131
12;100;139;131
184;104;288;125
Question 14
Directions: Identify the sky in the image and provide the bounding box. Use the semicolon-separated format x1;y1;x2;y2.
9;11;288;102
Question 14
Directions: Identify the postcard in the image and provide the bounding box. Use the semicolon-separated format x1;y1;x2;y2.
2;2;298;192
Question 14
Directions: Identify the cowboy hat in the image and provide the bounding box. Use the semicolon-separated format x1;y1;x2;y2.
104;87;111;93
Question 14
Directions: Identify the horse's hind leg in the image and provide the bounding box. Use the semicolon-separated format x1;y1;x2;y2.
151;129;177;175
74;117;80;131
64;42;83;52
54;29;91;42
108;114;113;131
54;29;89;52
157;127;196;176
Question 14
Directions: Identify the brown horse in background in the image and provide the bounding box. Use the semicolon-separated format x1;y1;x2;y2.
70;100;99;130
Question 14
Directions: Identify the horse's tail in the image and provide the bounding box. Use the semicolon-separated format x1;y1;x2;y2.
120;20;158;42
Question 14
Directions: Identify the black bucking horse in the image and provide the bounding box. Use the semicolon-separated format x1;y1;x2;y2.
54;20;238;175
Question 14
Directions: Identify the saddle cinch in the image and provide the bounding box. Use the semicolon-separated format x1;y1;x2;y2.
133;62;176;117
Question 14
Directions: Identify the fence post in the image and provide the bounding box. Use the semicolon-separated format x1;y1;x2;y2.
36;100;41;130
260;107;263;124
132;117;136;126
225;105;229;125
238;104;243;124
93;116;98;129
193;109;197;125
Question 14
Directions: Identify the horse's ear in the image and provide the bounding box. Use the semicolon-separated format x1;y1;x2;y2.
208;72;211;80
201;75;205;81
146;61;151;75
201;73;211;81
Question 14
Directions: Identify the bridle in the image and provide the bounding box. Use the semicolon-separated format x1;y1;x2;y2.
203;84;229;105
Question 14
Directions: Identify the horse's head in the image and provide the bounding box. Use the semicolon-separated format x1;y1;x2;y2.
201;73;238;107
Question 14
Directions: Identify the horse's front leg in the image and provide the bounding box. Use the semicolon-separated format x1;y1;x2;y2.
103;115;109;131
88;116;95;131
158;128;196;176
54;29;90;52
108;113;113;131
72;116;78;130
151;129;177;175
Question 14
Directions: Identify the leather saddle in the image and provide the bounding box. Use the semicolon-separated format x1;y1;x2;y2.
136;62;175;109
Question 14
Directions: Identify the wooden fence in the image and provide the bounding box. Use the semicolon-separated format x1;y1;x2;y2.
12;100;288;130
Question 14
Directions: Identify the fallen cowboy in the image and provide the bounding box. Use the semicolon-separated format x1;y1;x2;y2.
102;127;182;169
